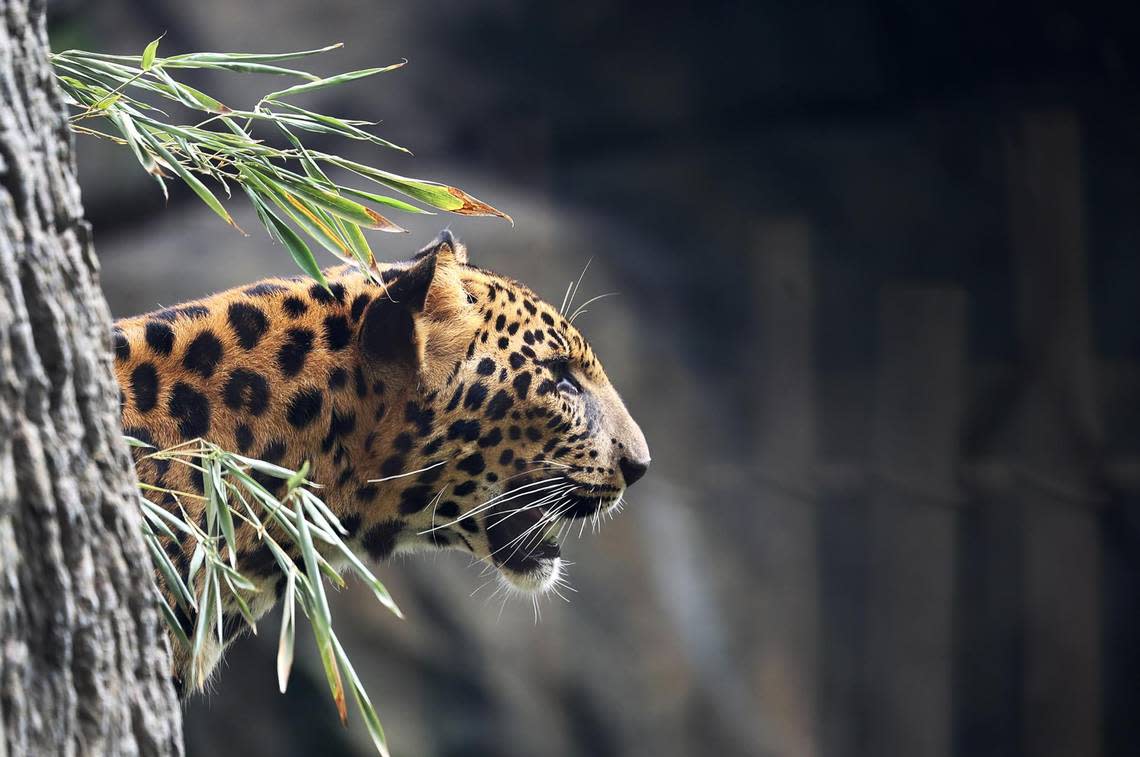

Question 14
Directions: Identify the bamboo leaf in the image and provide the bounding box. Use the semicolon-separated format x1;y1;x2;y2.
138;128;236;227
322;156;511;221
263;60;405;101
141;34;163;71
167;43;344;64
277;571;297;692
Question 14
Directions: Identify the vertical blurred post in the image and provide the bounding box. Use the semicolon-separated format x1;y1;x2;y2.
750;219;819;757
1005;110;1102;757
867;287;966;757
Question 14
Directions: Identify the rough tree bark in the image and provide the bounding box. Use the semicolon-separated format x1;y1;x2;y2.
0;0;183;754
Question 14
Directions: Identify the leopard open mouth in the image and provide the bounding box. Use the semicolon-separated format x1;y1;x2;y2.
481;479;622;592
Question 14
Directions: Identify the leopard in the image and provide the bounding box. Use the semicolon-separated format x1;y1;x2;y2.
112;230;651;695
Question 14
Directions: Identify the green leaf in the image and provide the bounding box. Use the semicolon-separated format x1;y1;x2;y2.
141;34;163;71
339;185;433;215
158;593;192;650
138;127;236;227
277;571;297;692
321;155;511;221
167;43;344;64
262;60;405;101
334;635;390;757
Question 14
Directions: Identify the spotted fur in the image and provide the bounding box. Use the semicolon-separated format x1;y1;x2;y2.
114;231;650;694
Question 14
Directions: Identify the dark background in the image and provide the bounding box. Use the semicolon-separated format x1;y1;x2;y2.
48;1;1140;755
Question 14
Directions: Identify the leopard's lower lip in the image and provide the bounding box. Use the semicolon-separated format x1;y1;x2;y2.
485;500;561;574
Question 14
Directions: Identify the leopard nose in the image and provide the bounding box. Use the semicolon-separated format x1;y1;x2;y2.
619;456;650;487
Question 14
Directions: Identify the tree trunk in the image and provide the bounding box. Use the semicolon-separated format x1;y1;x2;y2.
0;1;184;754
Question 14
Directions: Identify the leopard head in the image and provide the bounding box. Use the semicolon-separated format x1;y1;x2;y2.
356;231;650;592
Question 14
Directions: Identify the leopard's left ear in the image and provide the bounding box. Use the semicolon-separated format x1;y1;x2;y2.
414;229;468;266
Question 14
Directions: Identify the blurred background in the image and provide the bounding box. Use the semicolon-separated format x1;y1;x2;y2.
47;1;1140;755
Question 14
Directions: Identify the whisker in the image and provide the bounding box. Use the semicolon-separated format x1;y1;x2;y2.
366;459;446;483
569;292;617;324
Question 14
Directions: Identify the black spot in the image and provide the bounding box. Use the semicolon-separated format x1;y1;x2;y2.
512;372;532;400
168;383;210;438
340;513;362;537
405;402;434;436
418;464;444;485
422;437;444;455
393;432;413;452
526;427;543;441
309;282;346;304
354;365;368;398
260;439;287;464
174;604;195;638
457;453;485;476
499;449;515;465
235;423;254;453
227;302;269;350
113;329;130;362
321;409;356;453
144;321;175;355
509;426;521;440
464;383;488;411
459;515;479;534
453;480;477;496
244;282;288;297
541;312;555;326
507;322;520;336
328;367;349;390
478;428;503;448
438;500;460;518
362;520;403;560
286;389;323;429
283;296;308;318
350;293;371;322
497;337;509;349
536;379;557;396
356;484;379;502
485;390;514;421
372;380;385;395
176;305;210;320
241;542;278;577
182;331;224;378
337;467;356;486
277;328;315;377
476;357;496;376
130;363;159;413
323;314;352;351
446;384;464;412
223;369;270;415
495;314;506;331
380;455;405;478
398;485;434;514
448;419;481;442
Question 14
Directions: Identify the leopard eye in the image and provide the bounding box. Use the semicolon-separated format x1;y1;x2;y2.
557;375;582;395
548;358;582;395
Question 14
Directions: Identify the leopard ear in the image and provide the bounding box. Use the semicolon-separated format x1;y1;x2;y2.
414;229;468;266
358;240;466;367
